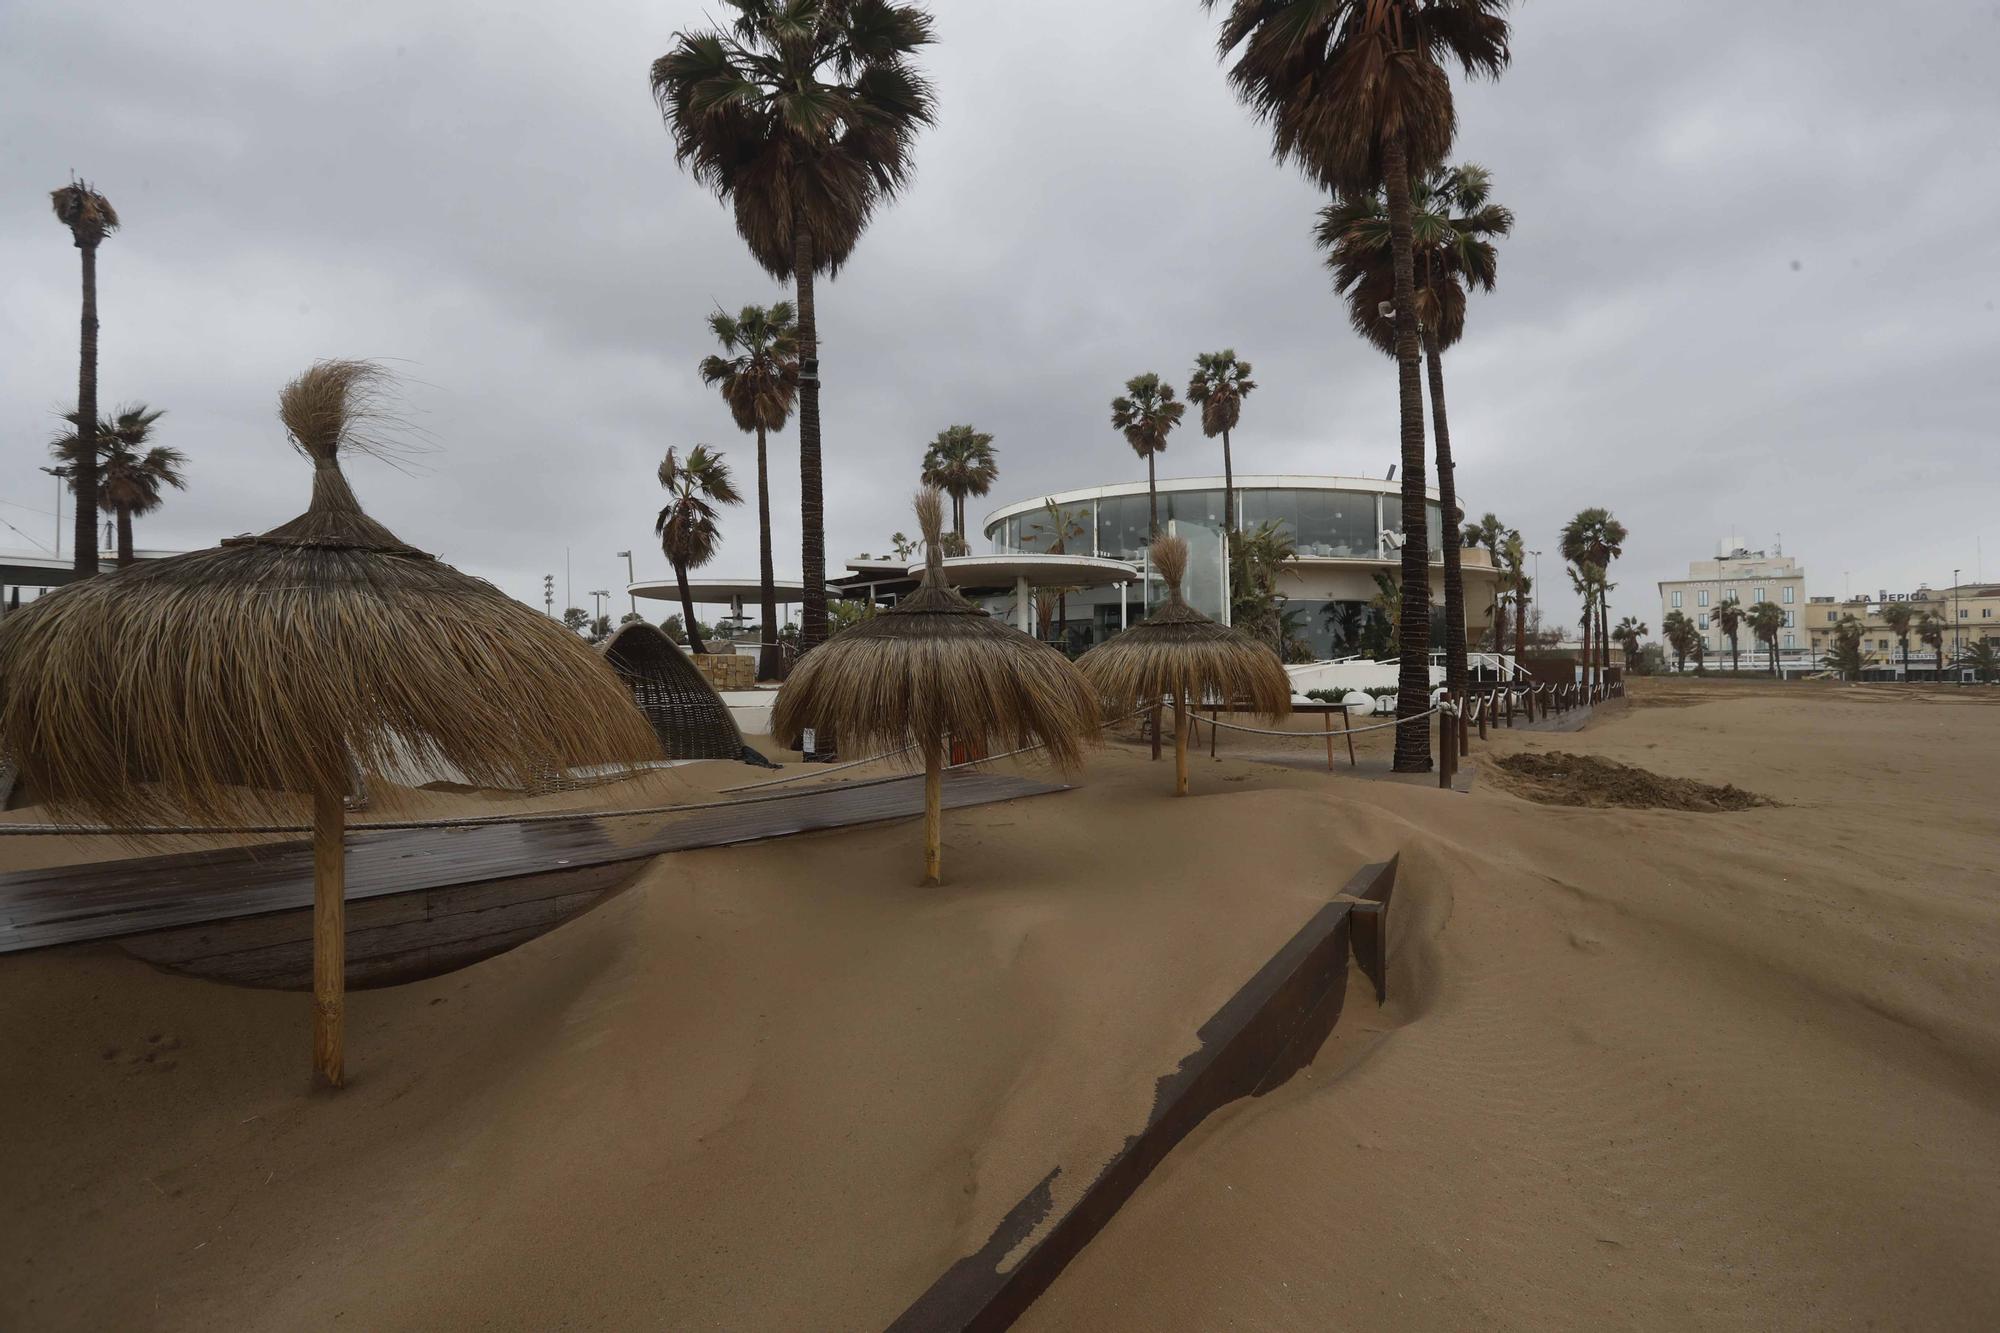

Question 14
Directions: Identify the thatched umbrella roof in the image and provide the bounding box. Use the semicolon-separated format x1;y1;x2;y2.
1078;535;1293;716
771;490;1099;884
1077;534;1291;794
0;361;660;826
0;360;659;1088
772;490;1100;773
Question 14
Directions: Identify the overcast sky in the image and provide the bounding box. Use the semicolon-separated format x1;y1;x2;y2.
5;0;1997;631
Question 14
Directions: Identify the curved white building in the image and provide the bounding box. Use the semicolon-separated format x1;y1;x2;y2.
981;474;1498;658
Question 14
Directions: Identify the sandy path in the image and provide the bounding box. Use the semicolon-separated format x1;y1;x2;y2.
1026;680;2000;1330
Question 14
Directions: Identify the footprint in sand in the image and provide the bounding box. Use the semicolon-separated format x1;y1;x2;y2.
101;1033;184;1073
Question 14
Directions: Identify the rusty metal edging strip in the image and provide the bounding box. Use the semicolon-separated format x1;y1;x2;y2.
889;855;1400;1332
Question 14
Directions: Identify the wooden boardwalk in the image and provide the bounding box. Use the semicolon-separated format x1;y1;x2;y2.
0;772;1065;956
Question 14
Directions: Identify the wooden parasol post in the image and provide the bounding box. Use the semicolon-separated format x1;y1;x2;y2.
922;743;943;886
1172;687;1190;796
311;786;346;1088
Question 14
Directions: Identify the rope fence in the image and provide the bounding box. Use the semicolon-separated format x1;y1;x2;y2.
0;676;1625;838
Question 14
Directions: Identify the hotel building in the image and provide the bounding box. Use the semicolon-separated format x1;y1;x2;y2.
1657;549;1809;663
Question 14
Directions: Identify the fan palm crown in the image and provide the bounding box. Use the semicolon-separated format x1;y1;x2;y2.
656;444;744;655
1186;350;1256;538
919;424;999;541
1316;162;1513;355
700;302;799;433
1202;0;1511;194
1110;373;1185;537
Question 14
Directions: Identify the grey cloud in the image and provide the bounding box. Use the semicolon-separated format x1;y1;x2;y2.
5;0;1997;632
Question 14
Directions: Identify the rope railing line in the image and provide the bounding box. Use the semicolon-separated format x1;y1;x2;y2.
1182;702;1445;739
0;709;1155;839
716;743;918;792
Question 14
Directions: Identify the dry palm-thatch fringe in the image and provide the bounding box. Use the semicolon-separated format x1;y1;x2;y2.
1077;534;1292;796
771;488;1100;884
0;359;661;1087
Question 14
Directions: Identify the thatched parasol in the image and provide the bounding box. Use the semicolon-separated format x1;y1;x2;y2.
1077;534;1292;795
771;489;1099;885
0;360;660;1087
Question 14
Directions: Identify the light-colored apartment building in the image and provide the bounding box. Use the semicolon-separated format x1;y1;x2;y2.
1807;582;2000;679
1657;548;1809;663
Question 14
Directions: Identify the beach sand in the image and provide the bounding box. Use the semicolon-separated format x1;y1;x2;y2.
4;678;1998;1328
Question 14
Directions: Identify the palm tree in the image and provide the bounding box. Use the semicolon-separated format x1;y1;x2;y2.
1499;529;1529;664
699;301;799;682
1662;610;1696;673
1318;161;1513;705
920;425;999;543
50;405;188;567
1748;600;1786;677
1026;497;1087;641
1205;0;1512;773
1560;508;1627;689
1712;597;1745;673
1613;615;1648;668
652;2;937;654
1879;602;1916;681
1918;609;1948;681
655;445;743;655
1185;350;1257;543
50;181;119;577
1110;373;1186;537
1568;562;1601;687
1463;510;1505;555
1959;639;1999;684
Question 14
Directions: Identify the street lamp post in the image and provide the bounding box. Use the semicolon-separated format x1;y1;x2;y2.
616;551;635;615
1953;569;1962;683
1527;549;1542;647
39;466;70;559
590;589;609;629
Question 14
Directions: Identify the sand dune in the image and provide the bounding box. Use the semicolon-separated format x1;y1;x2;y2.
4;679;1998;1329
1028;680;2000;1330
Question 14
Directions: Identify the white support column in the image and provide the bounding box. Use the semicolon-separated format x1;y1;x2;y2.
1120;581;1128;629
1016;575;1032;633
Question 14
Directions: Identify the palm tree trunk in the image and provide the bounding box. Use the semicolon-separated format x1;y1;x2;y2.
1146;453;1159;536
1221;426;1235;541
1580;597;1591;695
72;242;101;577
754;424;780;681
1515;578;1527;663
792;215;828;654
1423;330;1467;702
115;505;134;567
1384;136;1431;773
676;562;706;655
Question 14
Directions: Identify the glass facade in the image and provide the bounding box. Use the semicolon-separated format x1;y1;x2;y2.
989;484;1443;562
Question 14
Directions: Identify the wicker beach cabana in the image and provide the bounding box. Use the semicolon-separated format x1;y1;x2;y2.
1077;534;1292;796
0;361;660;1087
772;490;1100;885
599;619;770;766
